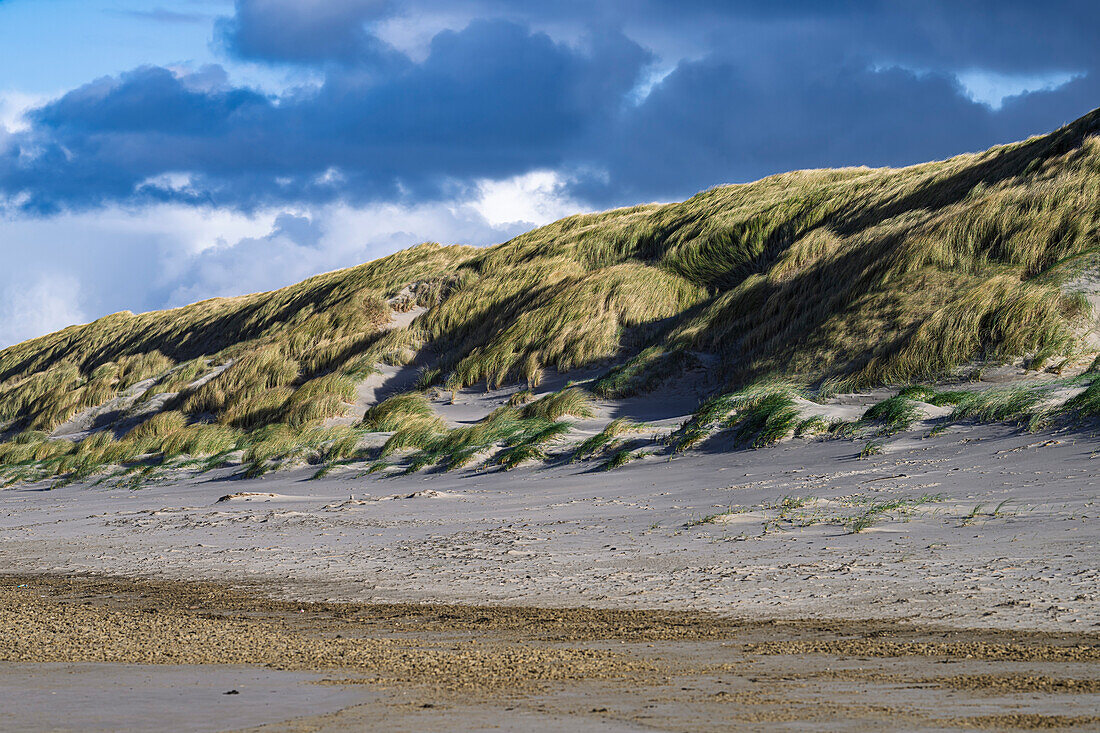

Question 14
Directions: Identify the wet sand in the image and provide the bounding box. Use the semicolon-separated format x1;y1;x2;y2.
3;575;1099;731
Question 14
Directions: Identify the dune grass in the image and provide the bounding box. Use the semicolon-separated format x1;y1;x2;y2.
671;382;803;451
2;109;1100;479
948;387;1050;429
573;418;645;461
520;387;595;421
1063;377;1100;419
861;395;922;434
363;392;441;432
379;390;588;473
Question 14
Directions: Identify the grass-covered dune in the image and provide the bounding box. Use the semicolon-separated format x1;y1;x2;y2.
1;107;1099;479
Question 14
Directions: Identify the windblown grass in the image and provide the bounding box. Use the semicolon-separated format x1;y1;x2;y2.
363;392;444;432
949;387;1048;428
3;109;1100;478
862;395;922;434
380;402;578;473
1062;377;1100;418
573;418;644;461
520;387;595;420
495;419;571;470
671;382;802;451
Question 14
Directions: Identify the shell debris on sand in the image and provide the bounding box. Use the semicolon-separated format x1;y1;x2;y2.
324;489;463;510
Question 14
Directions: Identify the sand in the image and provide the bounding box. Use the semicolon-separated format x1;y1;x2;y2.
3;376;1099;730
2;417;1097;630
2;575;1098;732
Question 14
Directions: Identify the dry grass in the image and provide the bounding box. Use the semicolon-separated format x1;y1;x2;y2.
520;387;596;421
2;109;1100;478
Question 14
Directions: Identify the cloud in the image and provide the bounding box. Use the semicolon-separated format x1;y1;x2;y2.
114;9;212;25
0;273;86;347
3;0;1100;349
0;168;581;346
472;170;588;228
2;3;1098;216
217;0;405;67
0;21;650;213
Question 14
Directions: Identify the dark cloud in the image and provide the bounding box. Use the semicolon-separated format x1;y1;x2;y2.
2;20;651;213
1;1;1098;214
217;0;405;67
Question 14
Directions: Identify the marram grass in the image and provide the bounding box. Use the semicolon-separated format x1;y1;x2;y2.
3;109;1100;479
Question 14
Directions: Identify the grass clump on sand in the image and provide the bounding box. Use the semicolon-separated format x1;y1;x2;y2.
383;392;587;473
591;347;694;398
363;392;442;432
573;418;645;461
794;414;831;437
495;420;572;470
242;424;363;478
948;387;1049;429
1061;373;1100;420
723;390;800;448
393;407;528;471
847;494;943;533
519;387;595;421
861;395;921;434
670;382;801;452
601;448;648;471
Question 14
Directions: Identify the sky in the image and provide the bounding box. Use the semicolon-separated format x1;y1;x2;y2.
0;1;1097;347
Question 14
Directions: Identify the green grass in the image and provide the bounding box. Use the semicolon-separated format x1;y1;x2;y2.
520;387;595;420
1062;376;1100;419
495;420;572;470
601;448;648;470
847;494;944;533
671;382;802;451
363;392;443;432
859;440;885;458
862;395;921;433
3;108;1100;480
949;387;1048;427
573;418;644;461
794;414;830;437
724;391;801;447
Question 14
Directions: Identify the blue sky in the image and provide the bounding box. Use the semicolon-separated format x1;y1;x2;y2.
1;0;1097;346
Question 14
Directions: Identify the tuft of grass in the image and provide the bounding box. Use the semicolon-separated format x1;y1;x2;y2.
602;448;647;470
496;420;572;470
573;418;643;461
507;389;534;407
1062;377;1100;419
847;494;943;533
591;347;695;398
794;414;830;437
898;385;975;406
859;440;885;458
949;387;1046;426
520;387;596;421
281;372;357;427
862;395;921;434
671;382;801;451
724;391;800;448
363;392;444;432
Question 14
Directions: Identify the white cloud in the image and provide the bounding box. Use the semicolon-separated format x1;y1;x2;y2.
0;169;589;347
954;69;1084;110
471;170;588;228
0;90;50;133
0;273;86;347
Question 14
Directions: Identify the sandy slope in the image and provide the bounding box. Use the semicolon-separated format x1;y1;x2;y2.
2;418;1097;632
